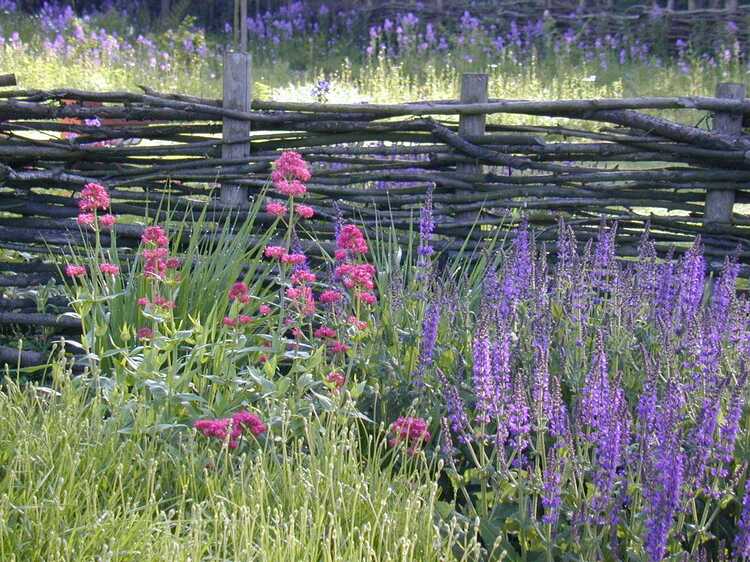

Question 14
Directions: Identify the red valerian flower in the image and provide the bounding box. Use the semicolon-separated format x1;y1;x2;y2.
266;201;288;217
326;371;346;390
336;224;368;255
137;327;154;340
64;264;86;278
228;281;249;303
388;416;431;454
98;262;120;276
78;182;111;212
264;245;287;259
295;204;315;219
319;289;343;304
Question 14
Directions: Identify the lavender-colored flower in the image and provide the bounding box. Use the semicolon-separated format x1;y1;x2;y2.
677;239;705;324
542;445;563;525
438;369;472;444
417;184;435;260
735;479;750;558
643;438;684;562
472;325;494;424
413;296;441;387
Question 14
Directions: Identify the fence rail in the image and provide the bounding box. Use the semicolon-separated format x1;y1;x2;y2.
1;67;749;365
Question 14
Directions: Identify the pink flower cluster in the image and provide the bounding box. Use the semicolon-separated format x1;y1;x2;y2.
141;226;172;280
229;281;250;304
76;182;116;230
271;151;311;198
99;262;120;277
336;224;369;257
194;410;267;449
326;371;346;391
335;263;376;291
388;416;431;453
64;264;86;278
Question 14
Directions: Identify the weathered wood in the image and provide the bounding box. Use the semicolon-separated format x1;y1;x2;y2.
221;51;252;207
705;82;746;226
0;74;16;88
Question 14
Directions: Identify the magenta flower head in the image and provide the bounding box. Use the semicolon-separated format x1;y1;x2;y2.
78;182;111;212
98;262;120;276
389;416;431;454
231;410;267;437
137;327;154;340
64;264;86;278
228;281;249;302
99;213;117;229
264;245;287;260
76;213;95;227
326;371;346;390
295;204;315;219
266;201;288;217
336;224;368;255
271;151;311;198
319;289;343;304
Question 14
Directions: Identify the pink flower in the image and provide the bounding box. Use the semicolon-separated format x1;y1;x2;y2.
76;213;95;227
330;341;350;354
99;213;116;229
142;226;169;248
238;314;253;325
137;327;154;340
347;315;368;331
275;179;307;198
229;281;249;302
295;204;315;219
266;201;288;217
264;245;287;259
358;291;377;305
272;151;311;186
335;263;376;290
326;371;346;390
137;297;150;307
388;416;431;451
286;287;301;300
165;257;181;270
153;295;175;309
259;354;268;363
334;250;348;261
64;264;86;278
259;304;271;316
281;253;306;266
291;270;316;285
314;326;336;339
336;224;368;255
78;182;110;212
98;262;120;276
291;326;304;339
286;285;315;316
223;316;236;327
232;410;267;437
319;289;343;304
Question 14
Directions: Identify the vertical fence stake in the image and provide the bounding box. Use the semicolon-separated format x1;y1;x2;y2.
458;73;489;177
220;51;252;207
704;82;745;228
455;73;488;222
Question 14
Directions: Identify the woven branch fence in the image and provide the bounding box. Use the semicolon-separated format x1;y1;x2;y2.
1;65;750;365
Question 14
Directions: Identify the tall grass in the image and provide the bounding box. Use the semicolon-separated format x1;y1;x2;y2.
0;368;480;561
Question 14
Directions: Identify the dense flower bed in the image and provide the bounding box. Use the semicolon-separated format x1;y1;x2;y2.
60;150;750;560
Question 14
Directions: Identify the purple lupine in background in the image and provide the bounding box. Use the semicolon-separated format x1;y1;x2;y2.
437;368;472;444
642;433;684;562
542;445;563;525
472;323;495;424
591;221;617;293
506;372;531;466
413;295;442;387
734;479;750;558
677;239;706;325
532;334;551;431
417;184;435;271
711;257;740;325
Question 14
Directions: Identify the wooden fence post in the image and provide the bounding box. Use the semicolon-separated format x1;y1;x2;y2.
220;51;252;207
0;74;16;88
457;73;488;177
704;82;746;227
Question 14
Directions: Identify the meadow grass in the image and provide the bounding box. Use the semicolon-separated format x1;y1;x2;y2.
0;364;479;562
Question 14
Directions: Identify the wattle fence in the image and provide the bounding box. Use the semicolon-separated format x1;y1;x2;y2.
1;67;750;366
